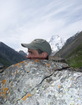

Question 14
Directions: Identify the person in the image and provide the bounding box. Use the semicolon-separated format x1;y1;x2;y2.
21;39;52;59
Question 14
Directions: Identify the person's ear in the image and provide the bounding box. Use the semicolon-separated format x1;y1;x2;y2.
41;52;48;58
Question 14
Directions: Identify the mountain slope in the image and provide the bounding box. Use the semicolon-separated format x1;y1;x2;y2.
19;50;27;56
55;31;82;68
0;42;27;67
67;43;82;68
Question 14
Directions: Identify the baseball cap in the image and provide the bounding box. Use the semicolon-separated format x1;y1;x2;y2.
21;39;51;55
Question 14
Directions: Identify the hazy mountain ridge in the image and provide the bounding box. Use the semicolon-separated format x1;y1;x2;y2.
19;50;27;56
64;32;79;46
55;31;82;68
0;42;27;67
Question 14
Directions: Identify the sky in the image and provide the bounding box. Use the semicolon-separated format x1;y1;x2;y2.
0;0;82;52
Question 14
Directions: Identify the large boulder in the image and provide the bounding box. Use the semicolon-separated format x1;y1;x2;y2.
0;59;82;105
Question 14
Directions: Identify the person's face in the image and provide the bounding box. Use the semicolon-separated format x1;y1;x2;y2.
27;49;48;59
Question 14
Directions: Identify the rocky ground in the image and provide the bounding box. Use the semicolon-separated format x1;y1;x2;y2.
0;59;82;105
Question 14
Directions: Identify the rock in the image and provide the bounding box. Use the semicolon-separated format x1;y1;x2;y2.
49;56;66;63
0;59;82;105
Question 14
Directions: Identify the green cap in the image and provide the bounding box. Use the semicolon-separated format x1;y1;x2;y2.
21;39;51;55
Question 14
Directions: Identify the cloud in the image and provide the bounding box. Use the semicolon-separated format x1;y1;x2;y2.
0;0;82;51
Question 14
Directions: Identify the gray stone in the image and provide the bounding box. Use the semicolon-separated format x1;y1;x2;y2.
0;59;82;105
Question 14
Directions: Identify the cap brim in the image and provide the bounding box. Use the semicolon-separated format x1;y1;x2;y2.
21;43;28;47
21;43;37;49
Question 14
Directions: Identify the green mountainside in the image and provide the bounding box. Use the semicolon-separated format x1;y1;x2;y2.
66;43;82;68
0;42;27;67
55;31;82;68
0;54;12;67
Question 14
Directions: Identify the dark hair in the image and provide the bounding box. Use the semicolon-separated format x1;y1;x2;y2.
37;49;49;60
37;49;43;54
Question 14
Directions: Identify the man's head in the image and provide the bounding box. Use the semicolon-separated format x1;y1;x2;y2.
21;39;51;59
